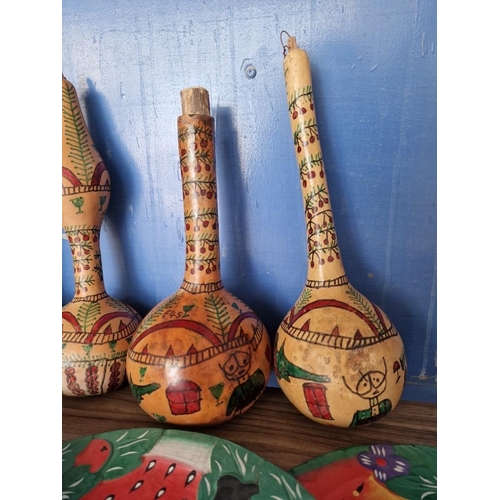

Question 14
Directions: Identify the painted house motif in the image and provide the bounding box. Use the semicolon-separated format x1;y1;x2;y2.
166;380;202;415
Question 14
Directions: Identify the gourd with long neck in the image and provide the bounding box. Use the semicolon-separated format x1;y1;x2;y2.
126;87;272;426
274;36;406;428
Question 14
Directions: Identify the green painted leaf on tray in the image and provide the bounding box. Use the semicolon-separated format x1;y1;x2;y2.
388;445;437;499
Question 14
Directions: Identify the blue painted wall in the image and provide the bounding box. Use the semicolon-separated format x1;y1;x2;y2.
62;0;436;403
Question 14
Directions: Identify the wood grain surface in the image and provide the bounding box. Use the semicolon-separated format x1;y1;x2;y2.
62;385;436;471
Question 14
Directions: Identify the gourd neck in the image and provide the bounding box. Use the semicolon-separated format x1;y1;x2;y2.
284;41;347;284
65;225;107;298
178;112;222;290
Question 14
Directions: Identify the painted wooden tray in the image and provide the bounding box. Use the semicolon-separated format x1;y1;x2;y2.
290;443;437;499
62;427;315;499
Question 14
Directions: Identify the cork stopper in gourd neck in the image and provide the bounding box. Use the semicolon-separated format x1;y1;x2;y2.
180;87;211;116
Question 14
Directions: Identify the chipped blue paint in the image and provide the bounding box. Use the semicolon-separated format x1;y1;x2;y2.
62;0;436;402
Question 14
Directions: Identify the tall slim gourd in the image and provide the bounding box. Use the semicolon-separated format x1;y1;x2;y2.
126;87;272;426
274;35;406;427
62;75;141;396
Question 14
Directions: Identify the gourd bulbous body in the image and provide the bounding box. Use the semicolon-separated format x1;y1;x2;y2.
62;75;141;396
274;37;406;427
275;283;405;428
126;88;272;425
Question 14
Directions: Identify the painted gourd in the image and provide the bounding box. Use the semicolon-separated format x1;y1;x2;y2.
126;87;272;425
274;35;406;427
62;75;142;396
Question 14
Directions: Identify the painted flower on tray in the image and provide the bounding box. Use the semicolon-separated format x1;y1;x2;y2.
357;444;411;483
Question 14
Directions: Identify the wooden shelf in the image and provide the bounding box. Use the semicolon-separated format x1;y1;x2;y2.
62;385;436;472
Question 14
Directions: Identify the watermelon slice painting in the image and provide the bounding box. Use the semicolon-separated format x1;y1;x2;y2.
62;428;315;499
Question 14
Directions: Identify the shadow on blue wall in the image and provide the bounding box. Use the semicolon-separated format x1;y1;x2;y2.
215;106;280;333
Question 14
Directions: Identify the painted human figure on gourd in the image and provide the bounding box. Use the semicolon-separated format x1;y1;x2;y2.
126;87;272;425
274;35;406;427
62;75;141;396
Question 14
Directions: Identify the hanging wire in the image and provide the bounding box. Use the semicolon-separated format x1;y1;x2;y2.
280;30;291;57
